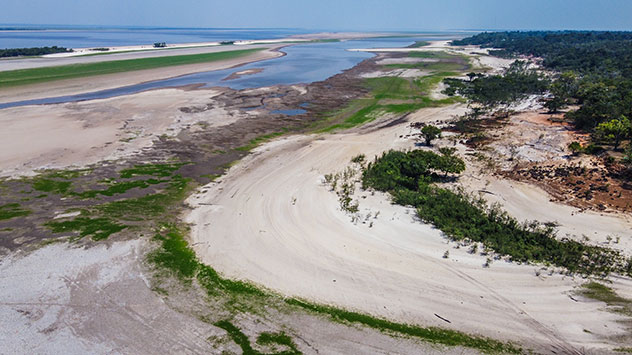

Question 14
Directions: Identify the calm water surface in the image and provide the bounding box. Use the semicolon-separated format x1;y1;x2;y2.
0;34;465;109
0;28;310;48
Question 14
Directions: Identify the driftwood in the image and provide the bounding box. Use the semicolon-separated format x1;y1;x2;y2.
434;313;451;323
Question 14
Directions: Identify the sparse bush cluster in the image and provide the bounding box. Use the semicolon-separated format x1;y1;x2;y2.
362;149;632;276
324;166;360;214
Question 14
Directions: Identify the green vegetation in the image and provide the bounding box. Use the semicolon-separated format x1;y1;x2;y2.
420;125;442;146
214;320;258;354
593;116;631;150
362;150;632;276
409;41;430;48
45;217;126;241
150;228;199;280
316;51;467;133
319;75;459;132
386;51;471;72
579;282;631;316
32;178;72;194
119;163;185;178
286;298;519;353
40;164;189;240
75;178;163;198
256;332;300;354
0;46;72;58
95;175;189;220
443;60;549;107
453;31;632;155
568;141;583;155
147;224;518;353
212;320;301;355
0;48;261;88
0;203;31;220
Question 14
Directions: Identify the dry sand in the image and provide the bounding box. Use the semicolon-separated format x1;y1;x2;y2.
187;104;632;353
0;238;483;354
0;240;222;354
0;87;234;177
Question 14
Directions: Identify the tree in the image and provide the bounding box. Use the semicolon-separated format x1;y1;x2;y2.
568;141;583;156
437;147;466;175
421;125;442;146
623;145;632;167
594;116;631;150
545;71;578;113
544;96;566;113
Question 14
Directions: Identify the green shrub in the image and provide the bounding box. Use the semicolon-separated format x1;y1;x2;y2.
362;150;631;276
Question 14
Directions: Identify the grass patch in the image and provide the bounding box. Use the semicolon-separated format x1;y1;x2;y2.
26;169;93;196
148;224;518;353
256;332;301;354
0;48;261;88
31;178;72;194
614;347;632;353
45;216;126;241
74;178;164;198
119;163;185;178
316;58;467;133
385;51;472;72
286;298;519;353
214;320;258;354
96;176;189;221
409;41;430;48
149;229;199;280
318;101;381;132
580;282;632;315
0;203;31;220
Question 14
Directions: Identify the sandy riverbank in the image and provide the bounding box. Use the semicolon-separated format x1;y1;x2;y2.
0;86;236;177
39;38;309;59
186;102;632;353
0;46;283;105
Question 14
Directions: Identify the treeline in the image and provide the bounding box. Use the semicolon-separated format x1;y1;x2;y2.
0;46;72;58
452;31;632;75
451;31;632;150
443;60;549;107
362;150;632;276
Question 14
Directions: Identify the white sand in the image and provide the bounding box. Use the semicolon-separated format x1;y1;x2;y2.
0;240;222;354
0;87;236;177
187;104;631;352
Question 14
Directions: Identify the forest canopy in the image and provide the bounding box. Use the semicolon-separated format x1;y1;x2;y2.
450;31;632;146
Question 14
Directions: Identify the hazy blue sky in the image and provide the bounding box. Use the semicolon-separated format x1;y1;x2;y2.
2;0;631;31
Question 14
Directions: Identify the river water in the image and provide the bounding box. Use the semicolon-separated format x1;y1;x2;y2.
0;27;311;49
0;32;466;109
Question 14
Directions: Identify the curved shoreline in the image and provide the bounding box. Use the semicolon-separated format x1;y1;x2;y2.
0;45;287;105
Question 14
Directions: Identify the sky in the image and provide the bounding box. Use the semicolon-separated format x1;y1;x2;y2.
1;0;632;31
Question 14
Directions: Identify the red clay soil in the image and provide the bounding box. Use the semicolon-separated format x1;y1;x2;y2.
503;159;632;213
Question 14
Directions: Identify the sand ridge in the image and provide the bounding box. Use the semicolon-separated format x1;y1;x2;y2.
186;104;632;352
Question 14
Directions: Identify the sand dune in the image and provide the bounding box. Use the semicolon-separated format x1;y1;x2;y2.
187;105;632;352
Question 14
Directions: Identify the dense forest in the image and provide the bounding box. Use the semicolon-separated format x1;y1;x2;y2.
449;31;632;167
0;46;72;58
